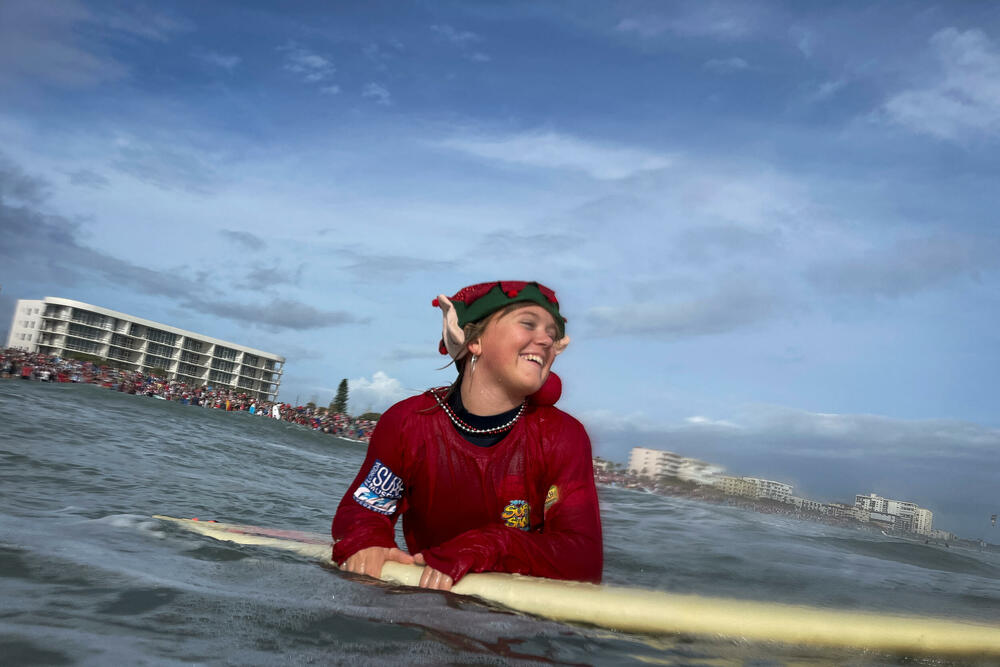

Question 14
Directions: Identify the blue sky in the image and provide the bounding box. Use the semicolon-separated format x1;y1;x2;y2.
1;1;998;539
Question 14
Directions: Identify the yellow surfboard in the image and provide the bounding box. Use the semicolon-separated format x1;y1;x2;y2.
153;515;1000;657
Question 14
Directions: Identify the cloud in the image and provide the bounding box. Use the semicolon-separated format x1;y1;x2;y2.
586;278;783;338
438;131;672;180
671;225;782;263
102;7;190;42
111;137;220;194
320;84;341;95
362;82;391;105
0;162;362;333
336;246;456;280
198;51;241;70
66;168;110;189
807;78;848;103
223;229;265;251
0;153;50;203
191;296;361;332
685;415;741;428
806;236;999;299
472;230;584;260
703;57;749;74
616;3;759;40
430;24;481;45
882;28;1000;140
363;42;396;71
383;344;441;363
280;43;336;83
468;52;491;63
0;1;185;89
238;264;303;288
347;371;413;413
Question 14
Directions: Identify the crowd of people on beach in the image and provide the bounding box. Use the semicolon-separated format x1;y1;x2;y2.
1;348;376;442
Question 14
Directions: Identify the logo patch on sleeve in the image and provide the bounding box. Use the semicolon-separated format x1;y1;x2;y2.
544;485;559;515
501;499;531;531
353;459;404;515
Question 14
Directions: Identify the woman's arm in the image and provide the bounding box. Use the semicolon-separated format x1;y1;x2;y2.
331;403;409;565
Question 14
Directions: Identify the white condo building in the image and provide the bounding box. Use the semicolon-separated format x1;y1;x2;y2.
6;297;285;402
627;447;724;485
854;493;933;535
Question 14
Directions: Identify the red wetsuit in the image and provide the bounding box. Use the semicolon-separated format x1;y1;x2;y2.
331;390;603;584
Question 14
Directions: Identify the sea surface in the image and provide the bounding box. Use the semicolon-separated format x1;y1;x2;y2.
2;381;999;666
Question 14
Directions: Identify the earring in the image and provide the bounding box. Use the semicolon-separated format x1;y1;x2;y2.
470;355;477;374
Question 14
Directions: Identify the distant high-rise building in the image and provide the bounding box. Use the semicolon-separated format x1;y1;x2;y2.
627;447;724;484
6;297;284;402
854;492;932;535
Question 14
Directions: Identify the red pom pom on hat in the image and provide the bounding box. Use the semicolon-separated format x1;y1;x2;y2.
528;371;562;407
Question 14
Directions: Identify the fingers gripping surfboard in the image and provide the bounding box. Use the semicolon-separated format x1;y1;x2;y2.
153;515;1000;657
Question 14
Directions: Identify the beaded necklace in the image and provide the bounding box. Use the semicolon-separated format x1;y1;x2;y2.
431;387;526;435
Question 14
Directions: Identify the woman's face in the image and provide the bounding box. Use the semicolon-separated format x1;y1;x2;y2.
471;304;559;399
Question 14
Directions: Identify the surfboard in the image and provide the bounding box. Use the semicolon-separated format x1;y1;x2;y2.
153;515;1000;657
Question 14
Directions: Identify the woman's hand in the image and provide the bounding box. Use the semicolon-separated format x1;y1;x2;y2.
414;553;454;591
339;546;414;578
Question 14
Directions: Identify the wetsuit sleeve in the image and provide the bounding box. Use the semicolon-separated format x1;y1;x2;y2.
331;403;408;563
420;414;603;584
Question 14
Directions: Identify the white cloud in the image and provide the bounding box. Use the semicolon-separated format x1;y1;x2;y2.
430;24;480;45
348;371;412;414
882;28;1000;140
438;131;672;180
616;4;757;40
808;78;847;103
586;278;782;338
320;84;341;95
362;82;391;105
703;57;749;73
685;415;741;428
199;51;241;70
280;43;336;83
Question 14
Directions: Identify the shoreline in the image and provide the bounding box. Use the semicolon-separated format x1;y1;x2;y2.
1;348;375;444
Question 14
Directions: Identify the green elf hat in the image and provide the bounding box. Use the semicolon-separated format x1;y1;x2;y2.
432;281;569;361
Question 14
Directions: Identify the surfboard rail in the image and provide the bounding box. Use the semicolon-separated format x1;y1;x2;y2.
153;515;1000;657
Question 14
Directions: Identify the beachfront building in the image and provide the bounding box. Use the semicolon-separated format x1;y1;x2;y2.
628;447;683;479
627;447;724;485
6;299;44;352
714;475;757;498
676;458;725;485
854;493;933;535
913;508;934;535
5;297;285;402
827;502;870;523
789;496;827;513
743;477;793;503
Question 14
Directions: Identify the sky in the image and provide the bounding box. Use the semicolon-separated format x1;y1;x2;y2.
1;0;998;539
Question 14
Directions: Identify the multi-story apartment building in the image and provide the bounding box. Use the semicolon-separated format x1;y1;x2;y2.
627;447;724;485
789;496;826;513
855;493;932;535
628;447;683;478
913;508;934;535
827;502;871;523
6;297;284;402
713;475;793;502
676;459;726;485
714;475;757;498
743;477;793;503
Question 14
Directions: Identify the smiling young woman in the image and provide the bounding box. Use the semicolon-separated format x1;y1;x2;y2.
331;281;603;591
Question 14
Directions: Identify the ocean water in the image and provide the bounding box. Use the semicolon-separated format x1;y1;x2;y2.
2;380;999;666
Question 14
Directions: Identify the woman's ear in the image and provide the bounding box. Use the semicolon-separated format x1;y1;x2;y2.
467;337;483;357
